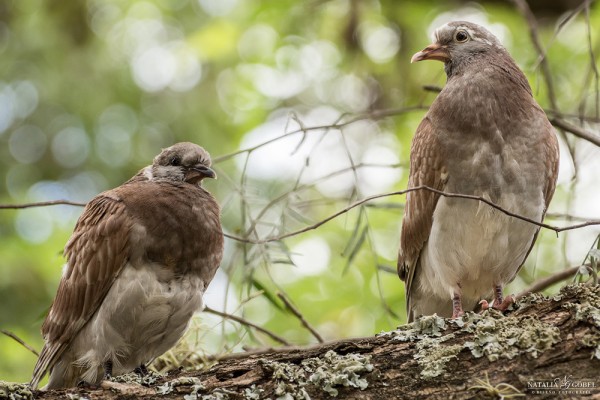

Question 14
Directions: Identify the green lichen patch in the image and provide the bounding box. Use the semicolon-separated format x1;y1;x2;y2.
65;394;91;400
516;292;547;307
580;331;600;360
112;370;163;386
198;389;235;400
0;381;34;400
561;284;600;359
387;314;447;342
260;350;373;398
384;313;467;379
564;302;600;328
463;313;561;361
156;376;205;396
243;384;264;399
414;337;463;379
558;284;600;306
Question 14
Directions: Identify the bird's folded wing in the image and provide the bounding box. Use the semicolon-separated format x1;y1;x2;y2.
31;193;132;388
542;124;560;211
509;120;560;283
397;117;447;319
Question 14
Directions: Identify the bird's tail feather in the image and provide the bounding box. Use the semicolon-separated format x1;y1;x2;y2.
30;343;63;389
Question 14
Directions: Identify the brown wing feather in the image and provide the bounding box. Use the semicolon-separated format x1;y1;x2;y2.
542;126;560;210
510;122;560;283
397;117;447;322
31;194;132;388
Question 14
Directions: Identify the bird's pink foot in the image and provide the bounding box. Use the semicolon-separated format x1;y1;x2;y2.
492;294;514;311
480;286;514;312
479;299;491;311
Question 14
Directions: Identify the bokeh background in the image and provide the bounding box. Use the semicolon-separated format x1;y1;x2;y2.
1;0;599;384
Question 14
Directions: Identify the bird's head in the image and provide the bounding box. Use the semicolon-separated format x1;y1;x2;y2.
152;142;216;185
411;21;505;77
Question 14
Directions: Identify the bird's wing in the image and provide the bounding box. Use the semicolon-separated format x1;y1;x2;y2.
542;126;560;212
510;121;560;284
397;117;447;322
31;193;132;388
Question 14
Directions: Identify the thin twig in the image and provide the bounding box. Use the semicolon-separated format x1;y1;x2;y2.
550;118;600;148
3;186;600;246
547;109;600;123
510;0;557;110
211;106;428;163
203;306;290;346
584;0;600;119
1;329;39;356
546;212;598;222
516;265;582;299
277;292;324;343
225;186;600;244
0;200;86;209
510;0;580;173
243;162;404;238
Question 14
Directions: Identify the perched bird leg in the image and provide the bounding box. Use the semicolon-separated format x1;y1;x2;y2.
480;285;514;311
103;360;113;380
451;292;464;318
492;284;504;308
492;284;514;311
134;364;148;376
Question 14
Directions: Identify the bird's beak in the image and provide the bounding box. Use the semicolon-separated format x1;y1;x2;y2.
193;165;217;179
411;43;450;63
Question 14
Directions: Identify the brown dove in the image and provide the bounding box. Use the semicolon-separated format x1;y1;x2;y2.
31;142;224;389
398;21;559;322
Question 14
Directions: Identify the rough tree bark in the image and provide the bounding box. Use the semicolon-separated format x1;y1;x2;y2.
3;284;600;400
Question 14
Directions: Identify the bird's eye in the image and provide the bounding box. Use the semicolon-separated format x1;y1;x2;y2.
454;30;469;43
170;156;181;166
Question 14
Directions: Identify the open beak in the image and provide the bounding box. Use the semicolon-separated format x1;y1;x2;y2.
185;165;217;184
411;43;450;63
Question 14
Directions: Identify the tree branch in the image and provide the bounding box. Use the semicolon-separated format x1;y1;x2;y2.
550;118;600;147
0;329;39;357
277;292;324;343
203;307;290;346
28;284;600;400
516;265;582;299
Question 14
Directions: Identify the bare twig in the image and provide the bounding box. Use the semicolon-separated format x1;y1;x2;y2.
584;0;600;119
0;200;86;209
550;118;600;148
243;162;404;238
203;306;290;346
277;292;324;343
3;186;600;247
510;0;581;174
510;0;557;110
0;329;39;356
225;186;600;245
547;109;600;124
546;212;598;222
516;265;582;299
212;106;428;163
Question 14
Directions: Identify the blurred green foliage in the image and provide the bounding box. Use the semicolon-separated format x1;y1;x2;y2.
1;0;599;384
